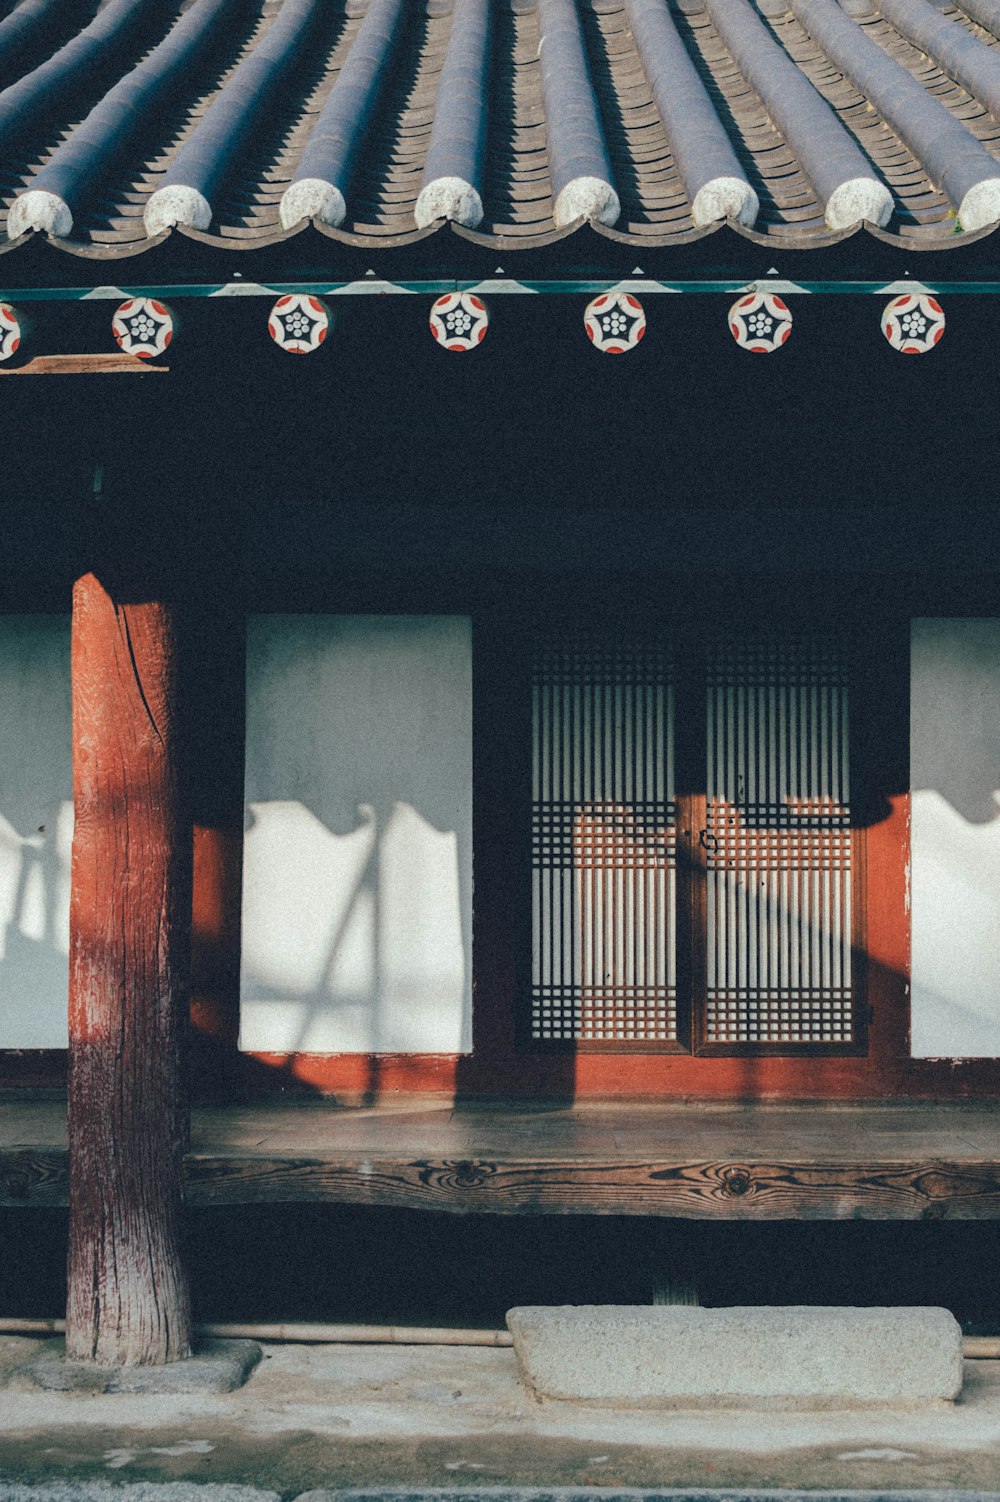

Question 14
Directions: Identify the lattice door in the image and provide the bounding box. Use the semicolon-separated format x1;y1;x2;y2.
702;636;856;1048
529;627;862;1053
530;633;678;1045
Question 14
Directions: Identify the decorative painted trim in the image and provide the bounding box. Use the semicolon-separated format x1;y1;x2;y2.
881;293;946;353
584;291;646;352
267;293;330;352
429;291;488;350
0;302;21;360
728;291;793;351
0;279;982;301
112;296;173;357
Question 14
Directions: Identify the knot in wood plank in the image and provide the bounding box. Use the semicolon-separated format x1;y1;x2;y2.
720;1164;754;1197
425;1159;497;1190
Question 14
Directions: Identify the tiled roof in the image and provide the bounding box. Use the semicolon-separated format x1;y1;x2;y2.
4;0;1000;258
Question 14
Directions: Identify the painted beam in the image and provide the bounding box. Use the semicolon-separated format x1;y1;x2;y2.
3;279;1000;300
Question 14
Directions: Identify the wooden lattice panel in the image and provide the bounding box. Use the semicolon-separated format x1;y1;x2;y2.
704;638;854;1046
531;634;676;1043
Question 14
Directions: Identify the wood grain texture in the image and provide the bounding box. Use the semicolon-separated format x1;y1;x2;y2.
8;1099;1000;1220
181;1152;1000;1219
0;355;168;375
66;575;191;1366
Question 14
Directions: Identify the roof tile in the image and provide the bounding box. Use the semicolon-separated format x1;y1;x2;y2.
3;0;1000;255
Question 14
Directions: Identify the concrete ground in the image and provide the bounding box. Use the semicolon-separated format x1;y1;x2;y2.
2;1339;1000;1494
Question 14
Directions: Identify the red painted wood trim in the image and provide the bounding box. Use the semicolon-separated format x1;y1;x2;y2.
10;1043;1000;1099
67;574;191;1363
3;607;997;1102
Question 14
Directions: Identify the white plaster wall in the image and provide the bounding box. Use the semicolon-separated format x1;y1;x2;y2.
0;615;72;1047
911;618;1000;1057
240;615;472;1054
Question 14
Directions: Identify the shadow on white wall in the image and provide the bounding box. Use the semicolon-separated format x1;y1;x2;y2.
241;800;465;1053
911;619;1000;1058
239;615;472;1056
0;616;73;1048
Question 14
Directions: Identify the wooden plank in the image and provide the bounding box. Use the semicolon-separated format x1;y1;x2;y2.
0;354;168;375
0;355;168;375
6;1100;1000;1219
181;1152;1000;1219
8;1147;1000;1219
0;1148;68;1207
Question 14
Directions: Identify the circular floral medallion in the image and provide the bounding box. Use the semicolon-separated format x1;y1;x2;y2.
0;303;21;361
882;294;945;354
112;297;173;358
429;292;488;351
268;295;330;354
728;292;792;352
584;292;646;353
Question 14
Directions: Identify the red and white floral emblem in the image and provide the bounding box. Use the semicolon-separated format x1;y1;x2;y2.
728;292;792;352
882;294;945;354
0;303;21;361
112;297;172;358
268;295;330;354
429;292;488;351
584;292;646;353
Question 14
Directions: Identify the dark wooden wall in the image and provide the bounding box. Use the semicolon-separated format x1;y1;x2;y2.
3;291;1000;1099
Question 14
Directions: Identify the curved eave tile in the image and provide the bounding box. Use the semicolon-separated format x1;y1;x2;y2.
863;216;1000;251
451;215;593;249
591;214;747;247
5;211;1000;258
0;227;33;255
313;216;446;247
719;216;861;251
177;218;313;248
46;227;173;258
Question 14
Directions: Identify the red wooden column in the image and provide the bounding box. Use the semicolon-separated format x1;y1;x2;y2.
66;571;192;1366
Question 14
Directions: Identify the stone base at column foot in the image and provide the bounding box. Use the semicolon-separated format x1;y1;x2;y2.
11;1338;262;1393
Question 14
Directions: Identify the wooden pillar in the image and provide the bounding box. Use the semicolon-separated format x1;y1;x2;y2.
66;571;192;1366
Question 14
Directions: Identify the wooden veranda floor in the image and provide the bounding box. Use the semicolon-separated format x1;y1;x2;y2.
4;1097;1000;1219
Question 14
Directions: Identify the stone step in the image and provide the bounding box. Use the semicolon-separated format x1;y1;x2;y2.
505;1305;964;1409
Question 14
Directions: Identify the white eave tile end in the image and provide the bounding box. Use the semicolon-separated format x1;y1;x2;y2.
7;191;73;240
